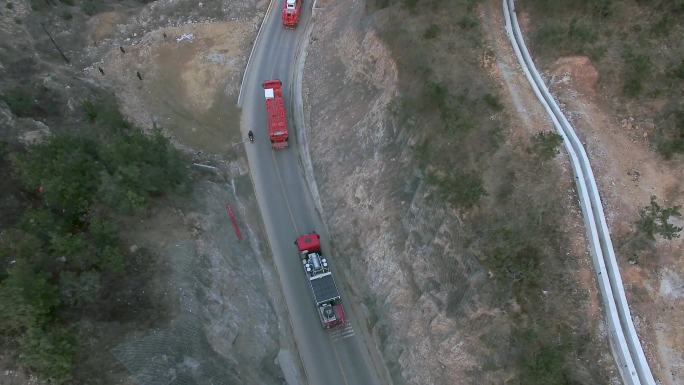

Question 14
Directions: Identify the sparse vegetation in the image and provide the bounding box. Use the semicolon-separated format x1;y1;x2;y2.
657;108;684;159
427;170;486;209
81;0;105;16
622;49;652;97
82;98;130;129
637;195;682;240
530;131;564;161
374;0;608;383
524;0;684;158
483;93;503;111
620;195;682;265
1;94;187;383
2;86;61;118
423;24;440;39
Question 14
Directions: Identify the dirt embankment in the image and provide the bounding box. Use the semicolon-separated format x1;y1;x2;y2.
79;1;301;384
303;0;617;384
513;2;684;383
546;46;684;385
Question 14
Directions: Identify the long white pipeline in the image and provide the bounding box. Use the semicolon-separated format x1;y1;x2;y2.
502;1;655;384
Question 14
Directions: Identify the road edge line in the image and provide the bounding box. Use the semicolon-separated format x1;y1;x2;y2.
237;0;277;106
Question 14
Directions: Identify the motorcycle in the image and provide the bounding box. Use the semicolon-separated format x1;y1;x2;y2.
248;130;254;143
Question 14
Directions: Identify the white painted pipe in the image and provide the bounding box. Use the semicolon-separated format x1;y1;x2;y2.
503;1;655;384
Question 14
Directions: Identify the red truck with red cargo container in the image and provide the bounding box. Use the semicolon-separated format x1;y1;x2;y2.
281;0;302;28
262;79;289;149
295;232;347;329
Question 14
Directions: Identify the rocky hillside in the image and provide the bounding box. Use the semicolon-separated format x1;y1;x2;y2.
0;1;294;384
303;0;618;384
519;1;684;383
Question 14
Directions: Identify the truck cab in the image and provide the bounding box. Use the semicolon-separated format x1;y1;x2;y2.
281;0;302;29
296;233;346;329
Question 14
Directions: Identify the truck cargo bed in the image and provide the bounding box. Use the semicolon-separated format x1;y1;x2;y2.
309;272;340;305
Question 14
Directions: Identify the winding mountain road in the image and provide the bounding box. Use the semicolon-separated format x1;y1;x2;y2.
238;2;385;385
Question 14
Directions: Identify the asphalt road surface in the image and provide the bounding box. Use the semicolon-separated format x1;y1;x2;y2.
239;2;385;385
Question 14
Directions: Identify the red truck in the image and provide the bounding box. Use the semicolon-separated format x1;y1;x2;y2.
296;232;347;329
281;0;302;28
262;79;289;149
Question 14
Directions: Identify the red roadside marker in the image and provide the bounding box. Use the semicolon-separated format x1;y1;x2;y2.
225;204;243;241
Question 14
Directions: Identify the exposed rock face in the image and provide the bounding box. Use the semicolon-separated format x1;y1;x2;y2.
303;2;486;384
303;1;616;385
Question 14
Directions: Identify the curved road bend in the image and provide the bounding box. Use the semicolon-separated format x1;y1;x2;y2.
239;2;384;385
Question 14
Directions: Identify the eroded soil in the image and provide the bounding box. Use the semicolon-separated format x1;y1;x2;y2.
546;52;684;385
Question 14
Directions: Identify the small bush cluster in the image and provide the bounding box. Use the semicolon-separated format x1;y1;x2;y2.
622;49;652;97
530;131;563;161
427;170;487;209
637;195;682;240
535;18;599;58
2;86;61;118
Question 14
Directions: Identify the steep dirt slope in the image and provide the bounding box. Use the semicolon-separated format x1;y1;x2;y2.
0;0;297;384
515;1;684;383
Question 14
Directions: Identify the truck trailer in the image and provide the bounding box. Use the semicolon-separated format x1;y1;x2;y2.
295;232;346;329
262;79;289;149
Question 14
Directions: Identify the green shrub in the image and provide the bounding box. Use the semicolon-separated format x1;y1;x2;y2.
637;195;682;240
622;50;652;97
531;131;563;160
82;98;130;129
427;170;487;209
15;135;102;219
488;227;543;290
414;140;431;169
2;88;36;117
30;0;48;10
425;81;448;111
2;87;60;118
403;0;417;9
535;22;565;49
520;343;570;385
97;129;187;211
423;24;440;39
568;18;597;45
19;325;75;385
81;0;104;16
59;271;101;306
0;262;59;333
457;15;478;30
483;93;504;111
657;109;684;158
527;0;612;18
673;59;684;80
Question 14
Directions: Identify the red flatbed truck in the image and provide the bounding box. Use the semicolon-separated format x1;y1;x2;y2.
295;233;347;329
262;79;289;150
281;0;302;28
